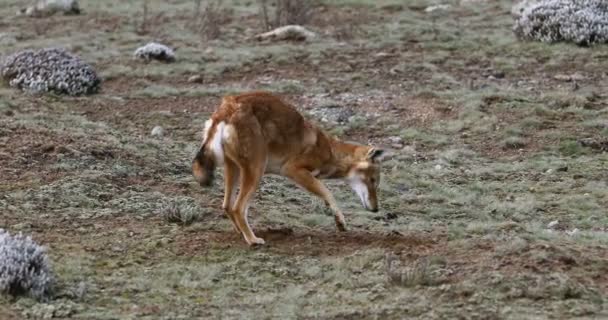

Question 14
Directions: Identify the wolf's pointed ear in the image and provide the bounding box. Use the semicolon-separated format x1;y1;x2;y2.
367;147;390;163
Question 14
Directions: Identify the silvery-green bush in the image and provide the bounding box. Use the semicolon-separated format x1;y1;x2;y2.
0;229;54;301
513;0;608;45
0;48;100;95
133;42;176;62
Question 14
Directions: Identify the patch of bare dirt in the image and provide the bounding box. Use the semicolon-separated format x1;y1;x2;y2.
391;93;456;128
73;95;217;141
175;227;440;257
0;126;74;187
9;208;607;296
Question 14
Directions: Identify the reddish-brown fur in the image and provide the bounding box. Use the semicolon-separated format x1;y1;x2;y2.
193;91;386;245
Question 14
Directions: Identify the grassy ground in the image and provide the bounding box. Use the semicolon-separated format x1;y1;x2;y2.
1;0;607;319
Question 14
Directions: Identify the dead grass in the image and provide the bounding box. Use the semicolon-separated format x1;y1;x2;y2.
192;0;233;40
258;0;316;30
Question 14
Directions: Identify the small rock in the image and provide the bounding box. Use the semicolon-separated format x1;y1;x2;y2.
570;73;585;81
401;145;416;154
255;25;317;41
554;73;584;82
425;4;450;13
545;168;553;174
188;75;202;83
151;126;164;137
254;25;316;42
434;164;442;171
375;52;394;58
388;136;403;144
389;67;402;75
554;74;572;82
566;228;579;236
17;0;80;17
547;220;559;229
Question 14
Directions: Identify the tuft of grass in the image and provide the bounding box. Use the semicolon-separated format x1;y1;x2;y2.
159;202;202;226
193;0;233;40
559;140;588;156
385;253;448;287
501;136;526;149
258;0;315;30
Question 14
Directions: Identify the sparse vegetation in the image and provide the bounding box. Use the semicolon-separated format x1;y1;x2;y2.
0;48;100;95
0;0;607;318
0;229;54;301
513;0;608;45
159;201;203;225
138;0;150;34
258;0;315;30
385;253;448;287
133;42;176;62
193;0;232;40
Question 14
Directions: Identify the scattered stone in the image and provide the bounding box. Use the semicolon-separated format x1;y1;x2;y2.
554;74;572;81
255;25;316;42
547;220;559;229
566;228;580;236
0;48;100;96
554;73;585;82
389;66;403;75
133;42;176;62
434;164;442;171
557;166;569;172
188;75;203;83
151;126;165;137
17;0;80;17
375;52;395;58
425;4;450;13
401;145;416;155
388;136;403;144
388;136;404;148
